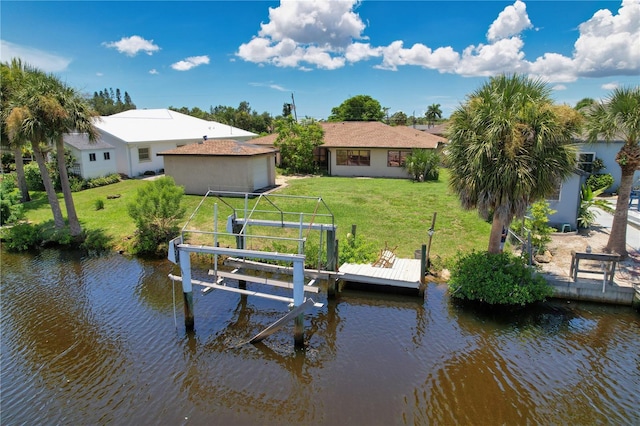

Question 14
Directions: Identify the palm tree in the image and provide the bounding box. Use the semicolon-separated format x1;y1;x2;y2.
1;59;31;202
50;84;99;237
425;103;442;127
585;86;640;258
4;62;98;236
446;74;579;253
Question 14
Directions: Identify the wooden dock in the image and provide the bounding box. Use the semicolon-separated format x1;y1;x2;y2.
339;258;424;292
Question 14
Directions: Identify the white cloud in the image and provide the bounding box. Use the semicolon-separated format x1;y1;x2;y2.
0;40;71;72
552;84;567;91
572;0;640;78
236;0;640;83
602;82;620;90
149;69;159;75
171;55;210;71
103;35;160;57
237;0;365;69
96;72;103;77
486;0;532;42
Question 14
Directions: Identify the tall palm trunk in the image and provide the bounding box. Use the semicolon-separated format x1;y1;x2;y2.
12;145;30;202
488;215;504;254
32;144;65;229
55;136;82;237
605;143;639;258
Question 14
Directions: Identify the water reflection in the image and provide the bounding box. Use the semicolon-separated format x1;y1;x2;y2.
1;249;638;425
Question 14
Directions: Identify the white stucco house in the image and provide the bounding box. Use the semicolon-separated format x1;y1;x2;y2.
64;133;117;179
158;140;278;195
65;108;257;179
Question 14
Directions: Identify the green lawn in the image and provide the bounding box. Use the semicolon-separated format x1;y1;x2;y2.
19;169;490;261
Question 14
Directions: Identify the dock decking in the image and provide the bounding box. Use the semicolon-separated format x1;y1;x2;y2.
339;258;424;289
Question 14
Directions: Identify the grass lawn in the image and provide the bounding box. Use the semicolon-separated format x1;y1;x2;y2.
17;169;490;262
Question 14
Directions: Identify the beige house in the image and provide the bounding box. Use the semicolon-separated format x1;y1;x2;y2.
157;140;277;195
251;121;446;178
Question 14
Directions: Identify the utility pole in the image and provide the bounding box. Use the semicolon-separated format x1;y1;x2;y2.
291;93;298;122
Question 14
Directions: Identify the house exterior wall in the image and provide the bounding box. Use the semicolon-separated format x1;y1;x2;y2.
577;141;640;193
163;154;275;195
327;148;413;178
69;146;117;179
547;172;586;231
98;130;216;178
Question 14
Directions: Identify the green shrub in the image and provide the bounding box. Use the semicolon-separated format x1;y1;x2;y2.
448;251;553;305
403;149;440;181
510;200;556;254
69;175;87;192
340;232;378;264
3;223;41;251
80;228;112;253
127;176;186;256
0;176;25;226
586;173;614;192
94;199;105;210
24;162;45;191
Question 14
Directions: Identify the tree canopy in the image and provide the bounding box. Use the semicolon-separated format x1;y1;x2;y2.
447;74;580;253
328;95;385;122
170;102;273;135
89;88;136;115
584;86;640;258
274;117;324;174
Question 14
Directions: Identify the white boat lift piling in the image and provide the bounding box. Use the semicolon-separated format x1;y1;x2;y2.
168;190;338;348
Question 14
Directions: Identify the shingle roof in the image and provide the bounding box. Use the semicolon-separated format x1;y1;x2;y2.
93;109;257;143
157;140;278;157
250;121;446;149
64;133;114;150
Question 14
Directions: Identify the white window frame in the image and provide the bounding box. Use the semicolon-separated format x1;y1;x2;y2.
138;147;151;162
577;152;596;173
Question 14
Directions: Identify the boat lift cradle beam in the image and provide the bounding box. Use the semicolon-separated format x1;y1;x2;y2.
168;236;321;346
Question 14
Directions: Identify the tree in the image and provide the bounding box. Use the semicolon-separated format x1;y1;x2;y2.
0;59;31;202
127;176;186;255
4;62;98;237
89;88;136;115
425;103;442;127
584;86;640;258
274;117;324;174
328;95;385;122
575;97;595;113
446;74;579;254
390;111;408;126
5;66;66;229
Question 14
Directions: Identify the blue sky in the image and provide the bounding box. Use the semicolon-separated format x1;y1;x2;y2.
2;1;639;121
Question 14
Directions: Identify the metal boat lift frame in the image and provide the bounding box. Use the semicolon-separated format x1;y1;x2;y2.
168;190;338;347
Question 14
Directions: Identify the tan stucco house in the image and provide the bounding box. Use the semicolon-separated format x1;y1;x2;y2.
251;121;446;178
157;139;277;195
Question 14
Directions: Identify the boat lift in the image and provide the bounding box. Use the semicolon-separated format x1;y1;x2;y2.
168;190;338;348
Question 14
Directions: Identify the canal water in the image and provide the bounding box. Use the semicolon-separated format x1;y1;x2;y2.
2;248;639;425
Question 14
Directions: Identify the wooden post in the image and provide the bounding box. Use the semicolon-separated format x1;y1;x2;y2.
419;244;427;297
426;212;436;269
179;248;195;331
350;224;357;239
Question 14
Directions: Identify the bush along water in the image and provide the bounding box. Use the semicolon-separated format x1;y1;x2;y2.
448;251;553;306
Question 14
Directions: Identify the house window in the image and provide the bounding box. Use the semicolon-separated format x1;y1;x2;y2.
138;147;150;162
388;150;411;167
577;152;595;173
336;150;370;166
104;152;110;160
89;153;96;162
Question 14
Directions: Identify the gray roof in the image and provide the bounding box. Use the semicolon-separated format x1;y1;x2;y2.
64;133;114;150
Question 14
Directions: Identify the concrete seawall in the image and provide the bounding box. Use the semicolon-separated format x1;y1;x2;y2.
543;273;638;306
